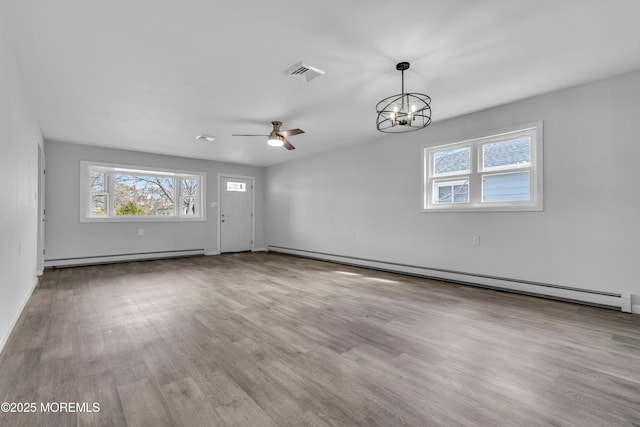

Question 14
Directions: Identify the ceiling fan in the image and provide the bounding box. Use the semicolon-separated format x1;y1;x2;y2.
232;121;304;150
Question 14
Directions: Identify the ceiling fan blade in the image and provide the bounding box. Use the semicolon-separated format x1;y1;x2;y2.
279;128;304;137
282;137;295;150
231;134;269;137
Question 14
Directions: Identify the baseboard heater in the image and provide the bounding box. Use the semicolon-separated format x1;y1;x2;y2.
44;249;205;268
268;246;632;313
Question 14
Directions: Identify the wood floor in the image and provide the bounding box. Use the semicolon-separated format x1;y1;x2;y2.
1;252;639;427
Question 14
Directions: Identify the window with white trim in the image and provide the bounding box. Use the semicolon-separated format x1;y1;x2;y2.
226;181;246;192
423;123;543;211
81;162;205;221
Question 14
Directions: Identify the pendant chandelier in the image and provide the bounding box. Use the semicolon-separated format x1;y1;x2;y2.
376;62;431;133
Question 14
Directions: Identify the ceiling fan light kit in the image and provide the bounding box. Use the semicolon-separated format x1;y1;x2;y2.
376;62;431;133
267;135;284;147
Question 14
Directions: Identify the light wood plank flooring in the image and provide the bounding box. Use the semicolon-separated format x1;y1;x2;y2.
1;252;639;426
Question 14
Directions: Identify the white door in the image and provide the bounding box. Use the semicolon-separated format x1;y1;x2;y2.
220;176;253;253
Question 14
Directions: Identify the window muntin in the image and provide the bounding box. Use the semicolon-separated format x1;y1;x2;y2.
423;123;542;211
81;162;205;221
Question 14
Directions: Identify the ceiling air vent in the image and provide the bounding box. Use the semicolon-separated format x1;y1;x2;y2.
286;62;325;83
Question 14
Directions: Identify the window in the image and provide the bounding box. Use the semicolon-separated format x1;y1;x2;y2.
226;181;246;192
81;162;205;221
423;122;542;211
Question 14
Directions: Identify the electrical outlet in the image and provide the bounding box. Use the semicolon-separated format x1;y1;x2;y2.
138;228;144;236
472;235;480;245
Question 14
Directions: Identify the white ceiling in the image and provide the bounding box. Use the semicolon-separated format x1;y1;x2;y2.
5;0;640;167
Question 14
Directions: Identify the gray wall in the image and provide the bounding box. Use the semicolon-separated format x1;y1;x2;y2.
0;15;43;350
266;70;640;312
44;141;265;261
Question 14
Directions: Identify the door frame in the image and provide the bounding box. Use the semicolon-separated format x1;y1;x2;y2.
36;144;45;275
217;173;255;254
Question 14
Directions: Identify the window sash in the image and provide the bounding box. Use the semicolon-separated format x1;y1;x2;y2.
432;146;471;177
90;193;109;217
480;171;531;203
432;177;470;205
480;136;532;173
109;171;178;217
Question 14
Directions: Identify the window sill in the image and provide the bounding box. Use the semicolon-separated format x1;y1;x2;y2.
80;216;206;223
421;204;543;213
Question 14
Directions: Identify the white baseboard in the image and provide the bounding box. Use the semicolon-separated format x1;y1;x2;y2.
205;249;267;255
269;246;631;313
0;276;39;355
44;249;205;268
